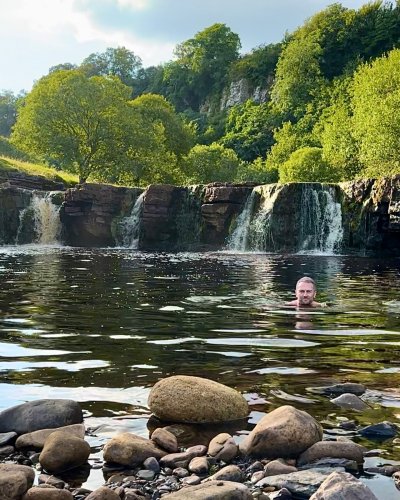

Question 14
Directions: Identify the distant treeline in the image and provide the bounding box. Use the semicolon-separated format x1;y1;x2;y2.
1;0;400;185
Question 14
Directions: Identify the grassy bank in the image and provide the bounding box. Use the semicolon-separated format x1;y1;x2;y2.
0;156;78;187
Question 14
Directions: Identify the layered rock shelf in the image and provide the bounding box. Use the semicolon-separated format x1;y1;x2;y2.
0;376;399;499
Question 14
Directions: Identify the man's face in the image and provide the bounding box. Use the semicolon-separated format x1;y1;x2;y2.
295;282;316;306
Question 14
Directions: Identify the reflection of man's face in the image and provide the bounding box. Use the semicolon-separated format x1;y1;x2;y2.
295;282;316;306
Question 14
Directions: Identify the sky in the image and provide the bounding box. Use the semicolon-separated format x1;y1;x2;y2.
1;0;372;94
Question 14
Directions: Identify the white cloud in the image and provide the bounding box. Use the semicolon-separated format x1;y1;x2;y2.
115;0;150;10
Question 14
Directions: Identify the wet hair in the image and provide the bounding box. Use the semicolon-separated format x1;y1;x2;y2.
296;276;316;290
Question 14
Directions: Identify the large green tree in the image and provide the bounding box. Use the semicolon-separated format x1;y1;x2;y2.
0;91;21;137
11;70;137;183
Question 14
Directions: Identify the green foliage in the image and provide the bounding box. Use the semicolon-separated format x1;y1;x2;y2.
81;47;142;88
221;100;280;161
0;91;23;136
352;48;400;177
130;93;194;158
279;147;340;183
0;136;32;161
235;157;278;184
164;23;241;111
11;70;139;183
182;143;240;183
230;43;281;86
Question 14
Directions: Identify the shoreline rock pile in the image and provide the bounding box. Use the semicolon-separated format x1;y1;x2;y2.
0;376;398;499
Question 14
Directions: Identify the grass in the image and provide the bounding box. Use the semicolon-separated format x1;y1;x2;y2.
0;156;78;187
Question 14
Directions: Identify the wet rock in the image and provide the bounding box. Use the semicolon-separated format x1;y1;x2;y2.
189;456;209;475
0;431;17;446
103;433;167;466
148;376;249;423
143;456;160;473
0;463;35;500
309;470;378;499
314;383;366;396
338;420;357;431
297;440;365;466
256;467;344;497
137;469;155;481
160;445;207;469
85;486;121;499
299;457;358;472
182;474;201;486
393;471;400;488
264;459;297;477
173;467;189;478
239;405;322;458
359;421;398;439
0;444;14;456
267;489;292;499
364;464;400;476
151;427;178;453
16;423;86;450
0;399;83;434
208;433;238;462
38;474;66;488
22;486;74;499
209;465;244;482
39;431;90;473
162;480;252;499
330;393;369;411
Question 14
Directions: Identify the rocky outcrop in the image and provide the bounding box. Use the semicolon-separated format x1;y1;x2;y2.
220;78;272;110
0;170;65;191
0;186;32;244
61;183;142;247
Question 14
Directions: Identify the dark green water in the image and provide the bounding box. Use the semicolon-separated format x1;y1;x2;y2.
1;246;400;494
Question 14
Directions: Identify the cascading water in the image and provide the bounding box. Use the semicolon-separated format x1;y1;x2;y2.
299;184;343;254
226;183;343;254
16;192;62;244
118;192;144;248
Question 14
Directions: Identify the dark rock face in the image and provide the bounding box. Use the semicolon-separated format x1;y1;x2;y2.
0;187;32;244
0;399;83;435
61;183;142;247
0;170;65;191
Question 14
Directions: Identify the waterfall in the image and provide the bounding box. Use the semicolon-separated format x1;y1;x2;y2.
226;190;257;251
226;183;343;254
118;192;144;248
299;184;343;254
17;192;62;244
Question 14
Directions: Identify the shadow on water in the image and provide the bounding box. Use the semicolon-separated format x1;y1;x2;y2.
0;246;400;492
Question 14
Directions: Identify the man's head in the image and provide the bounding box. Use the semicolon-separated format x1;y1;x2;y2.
295;277;317;306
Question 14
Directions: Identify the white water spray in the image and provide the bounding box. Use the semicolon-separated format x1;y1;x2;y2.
119;192;145;248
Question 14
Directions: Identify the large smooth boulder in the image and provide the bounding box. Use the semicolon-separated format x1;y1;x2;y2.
22;486;74;499
208;433;238;462
16;423;85;450
0;463;35;500
103;433;167;466
39;431;90;473
85;487;121;499
163;480;252;499
239;405;322;458
310;471;378;499
148;376;249;423
0;399;83;434
297;441;366;466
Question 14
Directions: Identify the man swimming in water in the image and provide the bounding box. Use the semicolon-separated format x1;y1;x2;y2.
286;276;324;308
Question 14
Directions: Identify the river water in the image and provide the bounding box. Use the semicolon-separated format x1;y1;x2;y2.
1;245;400;494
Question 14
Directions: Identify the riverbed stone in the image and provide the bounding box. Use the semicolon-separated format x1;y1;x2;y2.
148;376;249;423
103;433;167;466
309;471;378;499
39;431;90;473
239;405;323;458
163;480;252;499
151;427;178;452
16;423;85;450
359;421;398;438
0;399;83;434
189;456;209;475
264;459;298;476
0;463;35;500
208;432;238;462
85;486;120;499
0;431;17;446
0;444;14;456
256;467;344;497
209;465;244;482
143;456;160;473
297;440;366;466
330;393;369;411
318;383;366;396
38;474;66;488
22;486;74;499
160;444;207;469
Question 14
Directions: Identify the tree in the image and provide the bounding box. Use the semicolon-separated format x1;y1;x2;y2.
164;23;241;111
352;48;400;176
0;91;20;136
130;94;194;158
182;143;240;183
81;47;142;88
11;70;135;183
235;157;278;184
279;147;339;183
